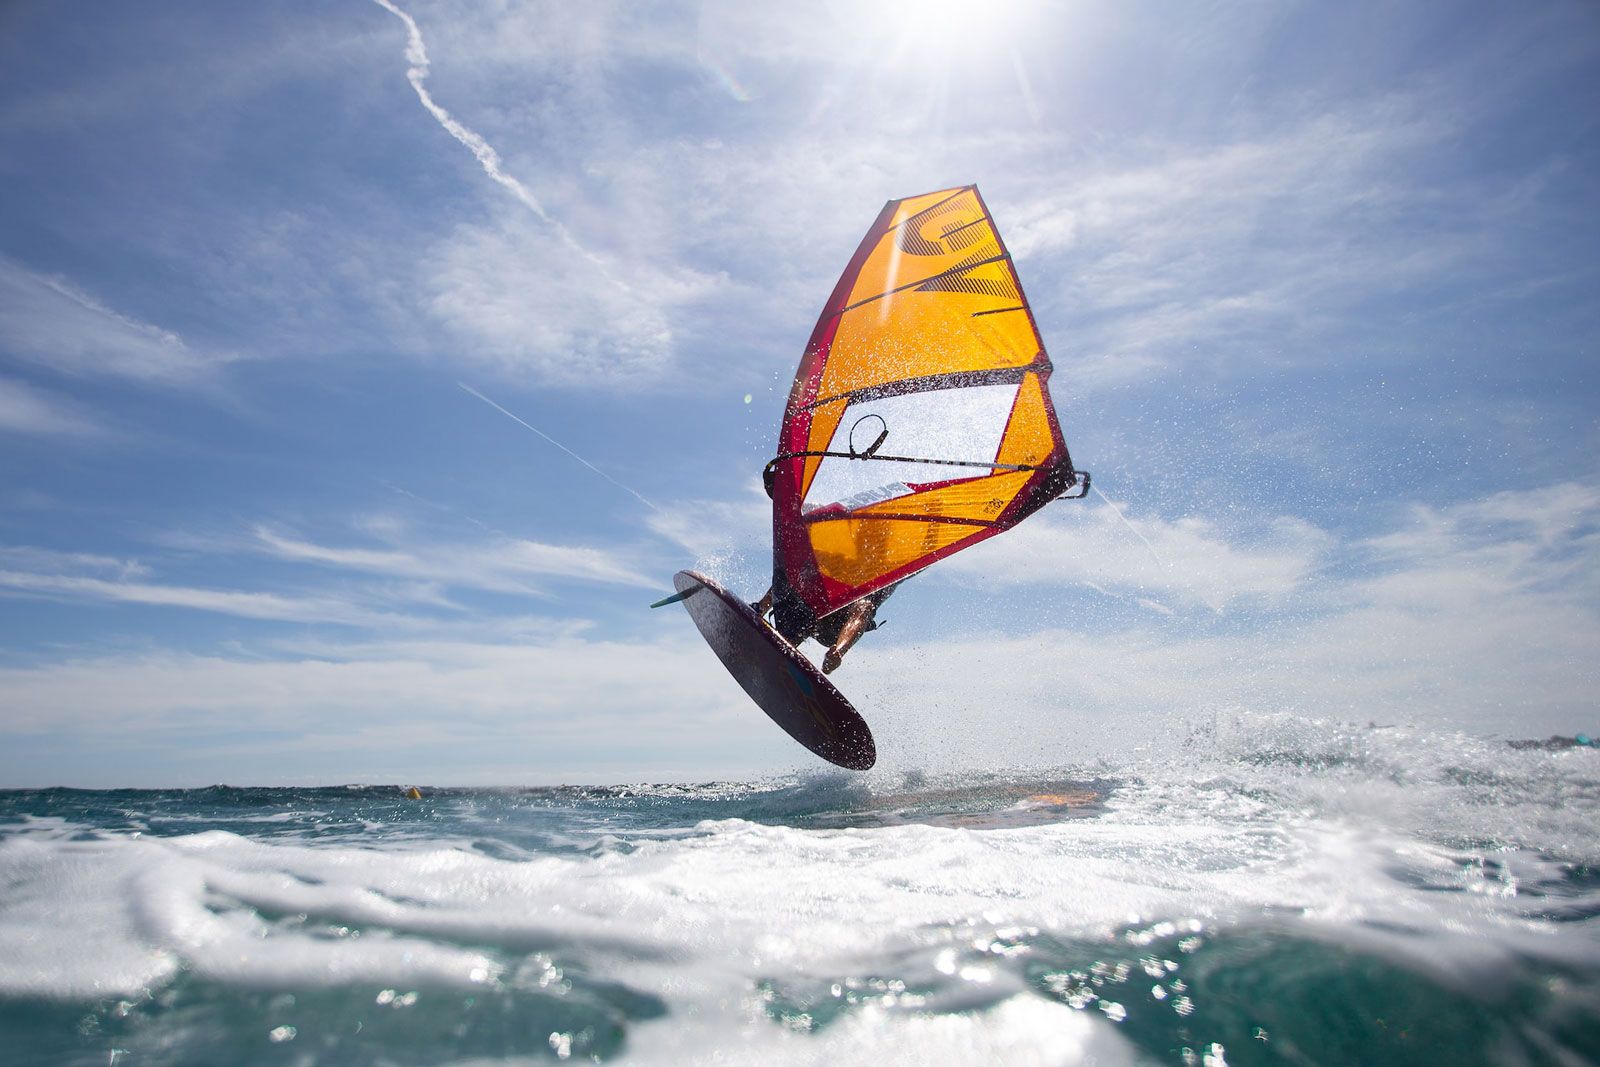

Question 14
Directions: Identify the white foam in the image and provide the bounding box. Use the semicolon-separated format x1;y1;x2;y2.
1;719;1595;1062
618;994;1139;1067
2;796;1588;1004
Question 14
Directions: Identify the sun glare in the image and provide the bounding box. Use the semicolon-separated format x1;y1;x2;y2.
862;0;1037;61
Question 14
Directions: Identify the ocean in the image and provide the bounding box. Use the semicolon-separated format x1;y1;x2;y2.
2;714;1596;1066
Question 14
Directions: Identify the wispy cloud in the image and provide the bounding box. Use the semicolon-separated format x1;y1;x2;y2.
0;257;228;384
0;514;663;633
939;501;1333;614
369;0;612;278
0;377;103;438
2;482;1595;778
380;5;1519;402
0;633;770;784
0;536;438;629
0;568;405;629
0;545;148;579
1003;107;1474;388
644;485;770;560
1354;482;1600;611
369;1;724;384
421;214;717;385
250;523;658;591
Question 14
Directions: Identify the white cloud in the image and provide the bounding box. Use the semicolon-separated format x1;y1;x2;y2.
0;518;661;629
938;501;1333;614
364;2;727;384
1352;482;1600;612
0;568;409;629
0;377;103;438
393;79;1484;396
2;482;1595;779
0;636;696;734
424;216;721;385
250;529;415;573
0;3;1563;403
644;484;770;558
0;633;786;783
251;524;658;591
0;537;441;628
0;258;230;384
339;2;1492;395
856;481;1600;748
0;482;682;650
1001;108;1467;388
0;545;148;580
371;0;613;276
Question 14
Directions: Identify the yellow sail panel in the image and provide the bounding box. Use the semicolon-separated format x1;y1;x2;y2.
995;373;1055;469
853;468;1035;523
808;516;983;588
815;189;1039;404
845;188;1003;310
819;278;1036;402
879;187;977;233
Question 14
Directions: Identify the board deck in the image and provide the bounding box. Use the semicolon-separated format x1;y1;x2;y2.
670;570;876;770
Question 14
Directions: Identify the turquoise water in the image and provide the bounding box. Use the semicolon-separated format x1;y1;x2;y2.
2;715;1596;1066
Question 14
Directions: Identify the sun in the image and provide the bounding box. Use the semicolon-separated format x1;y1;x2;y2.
860;0;1038;64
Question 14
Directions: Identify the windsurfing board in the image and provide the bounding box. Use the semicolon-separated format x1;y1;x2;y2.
668;570;876;771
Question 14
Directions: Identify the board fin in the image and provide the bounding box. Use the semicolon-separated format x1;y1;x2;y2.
650;584;701;609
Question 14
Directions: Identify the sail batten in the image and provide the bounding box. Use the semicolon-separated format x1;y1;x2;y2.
772;185;1077;624
804;357;1048;412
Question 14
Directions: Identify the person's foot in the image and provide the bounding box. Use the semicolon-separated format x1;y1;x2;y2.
822;649;843;674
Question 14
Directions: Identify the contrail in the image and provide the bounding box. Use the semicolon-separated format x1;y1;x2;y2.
1091;483;1167;570
370;0;623;286
459;383;661;513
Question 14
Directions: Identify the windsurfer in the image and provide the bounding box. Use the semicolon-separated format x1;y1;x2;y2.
752;582;899;674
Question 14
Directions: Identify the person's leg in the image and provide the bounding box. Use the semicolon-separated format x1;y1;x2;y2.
821;599;874;674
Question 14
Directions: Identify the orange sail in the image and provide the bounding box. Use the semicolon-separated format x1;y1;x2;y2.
768;185;1082;631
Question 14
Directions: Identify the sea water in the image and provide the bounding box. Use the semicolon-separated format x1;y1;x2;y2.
1;714;1596;1066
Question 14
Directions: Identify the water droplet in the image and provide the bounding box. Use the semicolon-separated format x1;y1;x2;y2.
267;1026;296;1043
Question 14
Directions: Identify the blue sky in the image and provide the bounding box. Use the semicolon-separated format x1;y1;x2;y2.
1;0;1596;786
